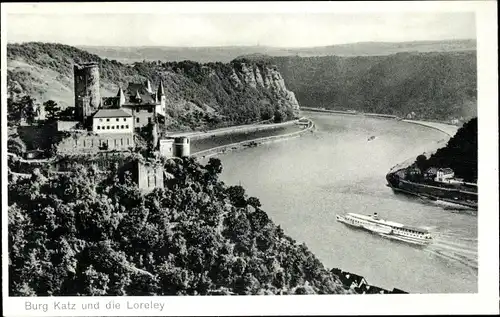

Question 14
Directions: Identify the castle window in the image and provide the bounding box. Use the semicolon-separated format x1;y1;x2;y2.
123;118;126;121
97;126;100;129
148;117;152;124
99;119;103;122
136;118;140;123
121;125;124;129
116;118;119;122
126;125;129;128
111;126;115;129
107;126;110;129
106;118;110;122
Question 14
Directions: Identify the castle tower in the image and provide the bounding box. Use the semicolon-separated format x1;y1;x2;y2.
173;137;190;157
74;62;101;124
117;87;126;107
157;80;166;115
145;79;153;94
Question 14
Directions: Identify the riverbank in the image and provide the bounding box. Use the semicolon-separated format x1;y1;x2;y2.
191;119;315;159
401;119;459;137
301;107;398;119
167;119;300;141
217;111;477;293
301;108;461;137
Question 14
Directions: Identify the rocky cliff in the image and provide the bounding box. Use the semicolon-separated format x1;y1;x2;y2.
7;42;300;131
238;51;477;122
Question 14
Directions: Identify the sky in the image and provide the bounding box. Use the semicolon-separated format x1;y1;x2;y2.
6;11;476;48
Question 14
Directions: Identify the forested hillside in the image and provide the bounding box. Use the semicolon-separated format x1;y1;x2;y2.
7;42;299;131
8;156;349;296
415;117;477;182
257;51;477;121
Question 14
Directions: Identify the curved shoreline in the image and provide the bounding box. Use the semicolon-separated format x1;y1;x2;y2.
168;119;300;141
191;119;315;159
300;108;460;137
401;119;459;137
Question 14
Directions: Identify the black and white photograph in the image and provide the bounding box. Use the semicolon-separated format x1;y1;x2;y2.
1;1;498;316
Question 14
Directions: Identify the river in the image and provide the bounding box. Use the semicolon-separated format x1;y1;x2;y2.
207;111;478;294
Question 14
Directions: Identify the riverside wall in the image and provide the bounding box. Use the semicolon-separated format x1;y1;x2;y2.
191;119;315;159
169;120;300;141
401;119;459;137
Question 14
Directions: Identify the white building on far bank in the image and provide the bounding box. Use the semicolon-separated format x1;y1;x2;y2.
92;109;133;134
435;168;455;182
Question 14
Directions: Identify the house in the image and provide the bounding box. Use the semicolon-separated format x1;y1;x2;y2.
102;80;166;130
159;138;174;157
92;109;134;134
435;168;454;182
424;167;438;180
338;271;368;289
391;288;409;294
405;167;422;180
362;284;390;294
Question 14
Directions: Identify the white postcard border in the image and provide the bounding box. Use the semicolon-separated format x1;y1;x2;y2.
1;1;498;316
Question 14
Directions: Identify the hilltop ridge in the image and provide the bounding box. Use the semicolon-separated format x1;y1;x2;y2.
75;39;476;63
7;42;300;131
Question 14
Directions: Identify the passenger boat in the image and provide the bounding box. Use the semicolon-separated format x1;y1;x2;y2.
336;212;433;246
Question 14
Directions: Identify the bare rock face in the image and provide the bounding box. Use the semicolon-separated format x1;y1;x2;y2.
233;62;300;114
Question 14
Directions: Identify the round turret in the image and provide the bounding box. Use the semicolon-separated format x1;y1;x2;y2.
173;137;190;157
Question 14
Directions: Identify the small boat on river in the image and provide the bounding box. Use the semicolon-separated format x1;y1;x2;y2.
336;212;433;246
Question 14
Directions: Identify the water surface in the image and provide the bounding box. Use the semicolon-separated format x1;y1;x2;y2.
210;112;477;294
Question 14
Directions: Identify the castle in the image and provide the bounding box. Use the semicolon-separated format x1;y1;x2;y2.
56;62;190;158
73;62;166;132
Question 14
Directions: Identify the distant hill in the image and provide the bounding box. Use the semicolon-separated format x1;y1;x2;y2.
77;39;476;64
266;51;477;121
7;42;300;131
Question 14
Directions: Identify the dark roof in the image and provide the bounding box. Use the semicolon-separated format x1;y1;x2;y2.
124;82;157;105
365;285;389;294
93;109;132;118
343;272;366;285
425;167;438;175
438;168;454;174
102;97;119;108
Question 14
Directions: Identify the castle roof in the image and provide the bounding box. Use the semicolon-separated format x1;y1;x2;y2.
93;108;132;118
425;167;438;175
101;97;120;108
157;80;165;96
124;82;157;105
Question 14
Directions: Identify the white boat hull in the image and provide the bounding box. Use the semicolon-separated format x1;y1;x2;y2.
336;214;432;246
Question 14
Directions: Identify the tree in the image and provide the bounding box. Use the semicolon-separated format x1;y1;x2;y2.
19;95;39;125
226;185;247;208
247;197;262;209
273;109;285;123
205;158;223;179
415;154;428;173
43;100;61;121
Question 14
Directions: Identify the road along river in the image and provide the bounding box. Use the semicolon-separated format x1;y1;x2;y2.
204;111;477;294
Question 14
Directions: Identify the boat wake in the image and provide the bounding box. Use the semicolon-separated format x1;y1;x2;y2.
425;232;478;270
